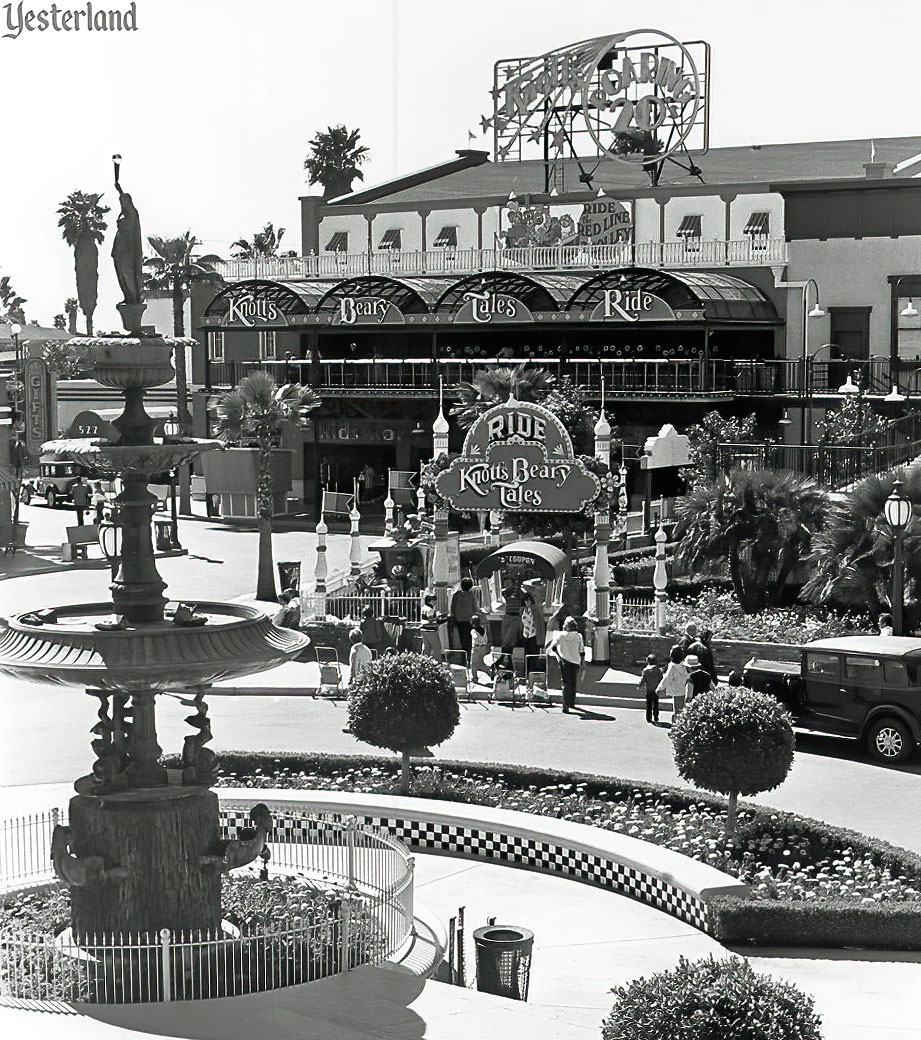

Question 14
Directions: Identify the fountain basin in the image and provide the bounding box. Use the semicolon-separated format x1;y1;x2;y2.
41;438;223;477
0;602;309;690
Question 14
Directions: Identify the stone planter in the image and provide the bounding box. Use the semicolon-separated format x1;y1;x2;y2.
610;632;801;675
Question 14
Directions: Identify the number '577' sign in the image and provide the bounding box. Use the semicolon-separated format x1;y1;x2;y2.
435;399;600;513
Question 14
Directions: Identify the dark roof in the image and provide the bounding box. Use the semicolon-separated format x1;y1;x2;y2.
1;322;76;344
475;540;570;581
331;137;921;207
805;636;921;657
323;150;490;206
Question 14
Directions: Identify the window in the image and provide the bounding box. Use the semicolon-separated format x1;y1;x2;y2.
744;211;770;249
844;656;882;685
259;330;277;360
676;214;702;252
806;653;839;678
433;225;458;248
378;228;402;251
207;331;225;363
894;275;921;363
883;660;909;686
325;231;348;253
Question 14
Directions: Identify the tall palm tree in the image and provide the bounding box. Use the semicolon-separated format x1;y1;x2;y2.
675;469;829;613
230;223;291;260
0;275;27;324
144;232;224;514
57;191;109;335
304;125;370;198
64;297;79;334
803;466;921;624
216;372;320;602
451;364;556;429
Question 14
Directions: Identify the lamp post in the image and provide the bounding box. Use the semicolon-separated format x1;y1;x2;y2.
98;516;123;581
800;281;826;445
162;414;182;550
884;479;912;636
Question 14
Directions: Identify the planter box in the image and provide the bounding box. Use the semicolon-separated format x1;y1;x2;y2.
200;448;292;519
611;632;800;674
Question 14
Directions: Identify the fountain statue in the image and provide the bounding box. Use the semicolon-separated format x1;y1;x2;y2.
0;162;309;936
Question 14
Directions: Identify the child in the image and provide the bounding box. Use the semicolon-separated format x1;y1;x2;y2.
639;653;663;724
348;628;373;681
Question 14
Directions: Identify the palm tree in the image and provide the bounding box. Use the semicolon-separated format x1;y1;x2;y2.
57;191;109;335
803;466;921;625
675;469;829;613
145;232;224;514
230;223;291;260
304;125;370;198
216;372;320;601
64;298;79;334
0;275;27;323
451;364;556;429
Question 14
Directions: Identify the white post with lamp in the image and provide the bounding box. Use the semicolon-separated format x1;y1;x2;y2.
799;280;826;445
884;479;912;637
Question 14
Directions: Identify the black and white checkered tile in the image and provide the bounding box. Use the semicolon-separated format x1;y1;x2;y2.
220;808;711;934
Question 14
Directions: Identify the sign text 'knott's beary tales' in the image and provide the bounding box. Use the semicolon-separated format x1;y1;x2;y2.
435;399;600;512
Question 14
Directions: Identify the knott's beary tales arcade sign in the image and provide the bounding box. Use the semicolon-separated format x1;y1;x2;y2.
435;399;600;512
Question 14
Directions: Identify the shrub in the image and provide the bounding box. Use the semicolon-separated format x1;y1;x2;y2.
671;687;795;834
347;652;460;792
602;955;823;1040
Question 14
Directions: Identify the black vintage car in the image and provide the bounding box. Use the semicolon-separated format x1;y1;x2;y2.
743;636;921;764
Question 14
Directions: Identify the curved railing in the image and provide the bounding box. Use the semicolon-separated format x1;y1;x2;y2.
0;808;413;1005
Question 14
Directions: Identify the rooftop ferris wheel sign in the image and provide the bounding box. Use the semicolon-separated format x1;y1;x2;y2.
484;30;710;185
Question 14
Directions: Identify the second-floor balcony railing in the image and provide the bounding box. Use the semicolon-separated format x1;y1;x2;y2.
214;239;789;282
204;356;921;399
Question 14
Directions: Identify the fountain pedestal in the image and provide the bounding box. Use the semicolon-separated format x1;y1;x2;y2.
68;785;222;935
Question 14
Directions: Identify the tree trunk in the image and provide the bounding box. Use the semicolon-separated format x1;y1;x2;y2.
86;313;94;335
255;442;277;601
400;751;412;794
725;791;738;836
68;787;222;935
172;278;193;515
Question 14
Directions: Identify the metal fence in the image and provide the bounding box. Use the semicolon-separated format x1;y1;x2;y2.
610;592;657;632
0;808;414;1005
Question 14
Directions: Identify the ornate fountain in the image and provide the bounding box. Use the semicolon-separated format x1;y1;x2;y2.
0;161;309;937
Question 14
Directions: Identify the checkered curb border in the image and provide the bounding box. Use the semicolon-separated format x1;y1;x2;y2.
221;809;711;934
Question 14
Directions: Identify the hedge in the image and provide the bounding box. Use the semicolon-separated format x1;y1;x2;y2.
172;751;921;949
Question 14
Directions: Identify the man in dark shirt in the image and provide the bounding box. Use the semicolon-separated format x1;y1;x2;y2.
500;585;523;653
638;654;663;723
450;577;477;655
684;654;714;702
687;629;717;683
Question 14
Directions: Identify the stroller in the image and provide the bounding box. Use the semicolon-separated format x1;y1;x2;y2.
315;646;345;700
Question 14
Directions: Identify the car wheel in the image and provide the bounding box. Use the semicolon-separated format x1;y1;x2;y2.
867;718;915;764
46;489;57;508
20;487;31;505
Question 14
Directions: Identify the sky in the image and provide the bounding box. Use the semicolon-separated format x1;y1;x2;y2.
2;0;920;325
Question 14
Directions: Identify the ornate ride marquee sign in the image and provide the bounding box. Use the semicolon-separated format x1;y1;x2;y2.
435;399;600;512
589;289;676;322
333;297;406;325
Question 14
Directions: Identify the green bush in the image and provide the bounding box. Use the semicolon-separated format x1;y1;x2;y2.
671;686;795;833
347;652;460;792
602;955;823;1040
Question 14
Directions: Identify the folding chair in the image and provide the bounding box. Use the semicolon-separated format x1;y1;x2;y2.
315;646;345;700
525;654;551;707
443;649;474;703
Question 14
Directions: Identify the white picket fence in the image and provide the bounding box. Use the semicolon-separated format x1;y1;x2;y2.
302;592;422;623
610;592;657;632
0;808;414;1005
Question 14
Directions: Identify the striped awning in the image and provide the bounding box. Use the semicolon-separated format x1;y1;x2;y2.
378;229;403;250
676;214;702;238
744;211;770;235
433;225;458;248
325;231;349;252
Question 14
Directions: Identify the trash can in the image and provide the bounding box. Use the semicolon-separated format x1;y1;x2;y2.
473;925;534;1001
154;519;173;551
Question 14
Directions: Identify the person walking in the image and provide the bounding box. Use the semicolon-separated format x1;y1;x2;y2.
638;654;663;724
92;482;106;524
348;628;373;681
660;644;690;719
450;577;477;657
679;621;699;654
500;584;523;654
420;594;444;659
684;654;714;704
71;479;89;526
688;629;718;683
549;616;585;713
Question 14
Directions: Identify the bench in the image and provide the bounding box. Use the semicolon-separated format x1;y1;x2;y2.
62;524;99;562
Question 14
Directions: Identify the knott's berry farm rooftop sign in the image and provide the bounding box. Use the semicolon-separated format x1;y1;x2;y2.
435;399;600;513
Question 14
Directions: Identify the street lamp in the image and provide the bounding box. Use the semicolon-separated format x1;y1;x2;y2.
837;374;861;394
800;281;826;444
161;414;182;550
98;517;123;580
884;479;912;636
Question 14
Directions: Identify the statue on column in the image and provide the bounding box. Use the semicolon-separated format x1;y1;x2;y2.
111;155;145;331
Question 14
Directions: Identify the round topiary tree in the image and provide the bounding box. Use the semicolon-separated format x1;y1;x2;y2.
347;651;460;793
602;955;823;1040
670;685;795;834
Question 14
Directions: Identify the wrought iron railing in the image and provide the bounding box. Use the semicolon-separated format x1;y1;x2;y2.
213;239;789;283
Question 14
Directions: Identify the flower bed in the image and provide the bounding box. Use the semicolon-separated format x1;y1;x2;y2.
204;754;921;949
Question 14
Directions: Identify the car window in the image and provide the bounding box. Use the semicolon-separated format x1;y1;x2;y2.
844;656;882;685
884;660;908;686
806;653;840;677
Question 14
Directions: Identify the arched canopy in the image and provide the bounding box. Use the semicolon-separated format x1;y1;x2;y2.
435;271;583;314
566;267;779;322
475;540;570;581
203;279;330;320
316;275;455;314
